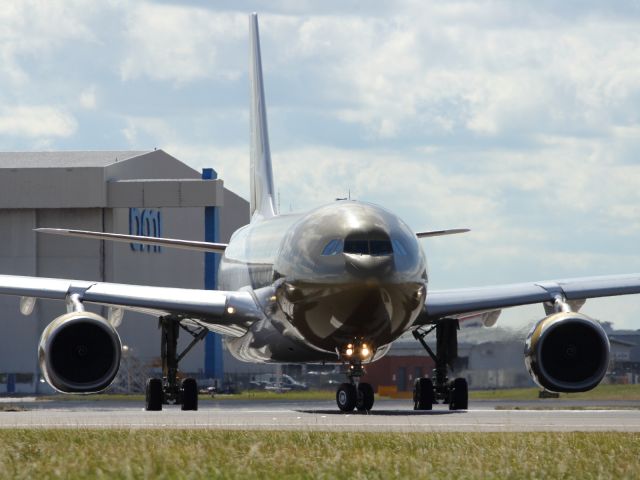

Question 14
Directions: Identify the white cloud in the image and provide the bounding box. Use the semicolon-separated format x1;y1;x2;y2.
119;4;246;84
0;106;77;138
79;86;98;109
0;0;97;86
272;4;640;143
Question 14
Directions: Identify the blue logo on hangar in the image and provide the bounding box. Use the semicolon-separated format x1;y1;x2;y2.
129;208;162;252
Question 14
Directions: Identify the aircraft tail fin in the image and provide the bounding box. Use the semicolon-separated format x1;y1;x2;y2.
249;13;277;221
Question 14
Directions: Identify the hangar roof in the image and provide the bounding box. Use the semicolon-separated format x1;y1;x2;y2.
0;149;224;208
0;151;148;168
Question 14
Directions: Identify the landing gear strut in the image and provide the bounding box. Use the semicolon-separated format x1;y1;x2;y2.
145;315;207;411
412;319;468;411
336;362;375;412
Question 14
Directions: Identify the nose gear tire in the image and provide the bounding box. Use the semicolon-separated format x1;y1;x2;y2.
336;383;357;412
356;382;375;411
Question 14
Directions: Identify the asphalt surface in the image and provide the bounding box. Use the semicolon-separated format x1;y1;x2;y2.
1;398;639;431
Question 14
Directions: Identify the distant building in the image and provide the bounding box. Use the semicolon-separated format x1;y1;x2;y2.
0;150;249;393
607;330;640;383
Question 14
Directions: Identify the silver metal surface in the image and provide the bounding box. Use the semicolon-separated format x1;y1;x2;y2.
524;312;610;392
38;311;121;393
249;12;277;221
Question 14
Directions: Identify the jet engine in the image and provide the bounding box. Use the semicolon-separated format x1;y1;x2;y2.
38;311;122;393
524;312;609;393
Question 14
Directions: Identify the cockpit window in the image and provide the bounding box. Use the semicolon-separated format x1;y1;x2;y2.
321;239;344;256
391;239;408;256
341;237;394;256
370;240;393;256
323;236;400;256
344;239;369;255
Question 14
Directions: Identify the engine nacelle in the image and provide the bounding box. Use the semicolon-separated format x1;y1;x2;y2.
38;311;122;393
524;312;609;393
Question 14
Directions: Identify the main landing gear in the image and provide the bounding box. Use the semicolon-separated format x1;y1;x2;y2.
145;315;207;412
412;319;468;411
336;362;375;412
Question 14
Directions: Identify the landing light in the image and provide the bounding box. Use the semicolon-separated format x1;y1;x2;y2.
361;346;370;357
345;348;353;356
227;306;236;315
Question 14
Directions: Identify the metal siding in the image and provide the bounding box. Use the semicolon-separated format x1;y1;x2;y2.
202;168;224;380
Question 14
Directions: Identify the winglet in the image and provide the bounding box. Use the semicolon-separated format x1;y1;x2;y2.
249;13;277;221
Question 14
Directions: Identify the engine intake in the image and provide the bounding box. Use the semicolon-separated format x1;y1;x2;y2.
38;311;122;393
524;312;609;392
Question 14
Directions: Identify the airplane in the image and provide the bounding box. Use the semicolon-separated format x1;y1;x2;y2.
1;13;640;413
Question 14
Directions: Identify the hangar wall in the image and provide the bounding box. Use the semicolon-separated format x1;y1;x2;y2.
0;150;249;393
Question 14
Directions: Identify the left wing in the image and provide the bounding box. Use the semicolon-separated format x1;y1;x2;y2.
0;274;263;337
417;273;640;324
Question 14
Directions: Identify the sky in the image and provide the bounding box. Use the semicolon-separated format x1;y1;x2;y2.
1;0;640;329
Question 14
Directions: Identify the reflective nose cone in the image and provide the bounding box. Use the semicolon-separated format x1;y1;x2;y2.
344;253;393;279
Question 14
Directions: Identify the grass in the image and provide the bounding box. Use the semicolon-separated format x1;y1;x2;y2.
0;430;638;479
469;383;640;401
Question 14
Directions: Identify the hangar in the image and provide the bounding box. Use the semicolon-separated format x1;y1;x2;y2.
0;150;249;393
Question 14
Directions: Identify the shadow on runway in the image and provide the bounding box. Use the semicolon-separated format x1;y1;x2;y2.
296;409;465;416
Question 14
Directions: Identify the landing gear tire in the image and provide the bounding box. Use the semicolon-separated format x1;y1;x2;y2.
181;377;198;411
145;378;163;411
413;377;434;411
336;383;357;412
449;377;468;410
356;383;375;411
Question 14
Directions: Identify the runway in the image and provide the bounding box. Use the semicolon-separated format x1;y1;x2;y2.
1;398;639;431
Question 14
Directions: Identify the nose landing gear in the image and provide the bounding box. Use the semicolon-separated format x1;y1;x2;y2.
335;362;375;412
412;319;468;411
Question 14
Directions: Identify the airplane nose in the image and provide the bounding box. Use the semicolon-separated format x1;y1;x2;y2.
344;253;394;279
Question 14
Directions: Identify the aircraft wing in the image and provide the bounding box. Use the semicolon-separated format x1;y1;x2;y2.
0;274;264;337
35;228;228;253
417;273;640;324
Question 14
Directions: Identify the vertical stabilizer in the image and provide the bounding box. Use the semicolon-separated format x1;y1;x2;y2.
249;13;277;221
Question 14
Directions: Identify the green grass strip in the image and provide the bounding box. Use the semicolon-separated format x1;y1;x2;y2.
469;383;640;401
0;430;638;479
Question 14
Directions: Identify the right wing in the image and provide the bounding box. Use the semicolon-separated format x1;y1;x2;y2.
417;273;640;325
0;274;264;337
